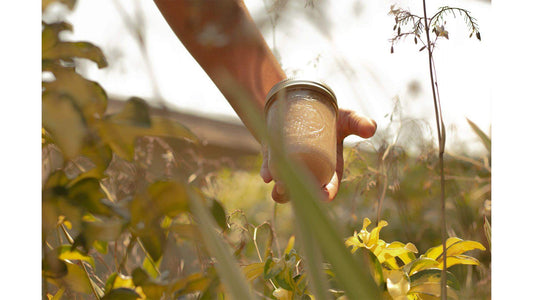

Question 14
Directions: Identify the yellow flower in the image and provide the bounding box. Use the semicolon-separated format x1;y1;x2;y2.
345;218;418;269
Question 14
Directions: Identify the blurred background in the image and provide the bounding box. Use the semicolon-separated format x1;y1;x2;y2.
43;0;490;155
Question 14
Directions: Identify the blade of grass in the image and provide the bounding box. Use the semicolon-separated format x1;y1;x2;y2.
294;208;331;300
466;118;491;152
188;189;257;300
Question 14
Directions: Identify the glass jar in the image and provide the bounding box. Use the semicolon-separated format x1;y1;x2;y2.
265;79;338;187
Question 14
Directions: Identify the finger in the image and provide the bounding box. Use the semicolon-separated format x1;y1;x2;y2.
337;109;377;141
321;137;346;202
323;172;340;202
260;144;273;183
324;142;345;202
271;182;290;204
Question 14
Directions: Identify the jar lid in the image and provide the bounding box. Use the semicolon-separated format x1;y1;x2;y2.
265;78;338;113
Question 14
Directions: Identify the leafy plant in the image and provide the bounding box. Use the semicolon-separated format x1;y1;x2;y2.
388;2;483;298
345;218;485;299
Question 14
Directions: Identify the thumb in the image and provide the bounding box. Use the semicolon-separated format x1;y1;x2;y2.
260;144;273;183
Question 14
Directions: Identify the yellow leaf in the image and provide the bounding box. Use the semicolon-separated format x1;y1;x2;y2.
369;220;388;245
408;258;439;275
57;245;96;268
379;242;417;268
284;235;295;256
446;240;486;257
42;41;108;68
424;237;462;260
43;68;108;121
386;269;410;298
242;262;265;282
42;92;87;159
438;255;479;268
273;288;293;300
50;287;65;300
345;236;363;253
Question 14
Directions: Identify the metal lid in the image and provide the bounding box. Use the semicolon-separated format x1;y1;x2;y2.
265;78;338;113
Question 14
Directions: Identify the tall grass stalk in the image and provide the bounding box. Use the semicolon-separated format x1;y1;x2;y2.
421;0;448;298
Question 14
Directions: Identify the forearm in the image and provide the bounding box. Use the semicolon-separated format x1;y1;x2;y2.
154;0;286;140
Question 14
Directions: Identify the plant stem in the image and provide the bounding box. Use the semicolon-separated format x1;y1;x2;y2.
421;0;447;298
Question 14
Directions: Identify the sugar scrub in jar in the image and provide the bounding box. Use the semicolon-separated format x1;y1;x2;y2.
264;79;338;187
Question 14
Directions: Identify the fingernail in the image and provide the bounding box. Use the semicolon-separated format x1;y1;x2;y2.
276;183;286;195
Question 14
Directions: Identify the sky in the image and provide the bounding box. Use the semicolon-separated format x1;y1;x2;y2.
46;0;491;155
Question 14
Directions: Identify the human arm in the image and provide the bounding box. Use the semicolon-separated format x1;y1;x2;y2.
153;0;285;140
153;0;377;202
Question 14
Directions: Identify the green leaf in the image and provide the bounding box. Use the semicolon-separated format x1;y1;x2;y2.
42;171;85;234
358;248;385;289
109;97;151;127
42;92;87;159
101;288;140;300
466;118;491;152
43;41;108;68
148;181;189;218
264;256;283;280
131;268;166;299
94;240;108;254
57;245;95;268
210;198;227;230
138;224;166;262
71;142;113;183
172;272;212;296
77;218;125;251
406;257;439;275
47;261;93;294
409;268;460;291
67;178;112;216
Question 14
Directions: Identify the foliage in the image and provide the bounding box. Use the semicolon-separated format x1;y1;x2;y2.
345;218;485;299
42;1;489;299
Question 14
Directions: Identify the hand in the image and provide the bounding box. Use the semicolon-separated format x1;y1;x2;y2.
260;109;377;203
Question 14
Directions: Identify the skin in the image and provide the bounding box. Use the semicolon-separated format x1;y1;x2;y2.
154;0;377;203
